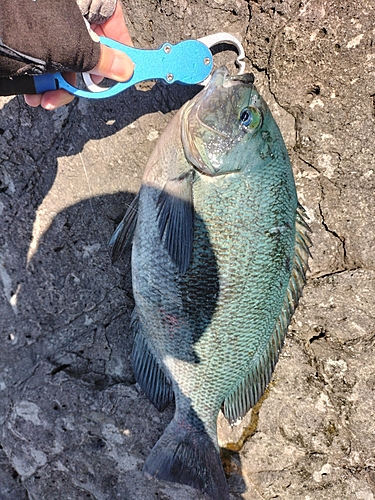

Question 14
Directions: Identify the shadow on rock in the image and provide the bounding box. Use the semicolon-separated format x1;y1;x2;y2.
0;189;246;499
0;81;201;335
0;80;200;389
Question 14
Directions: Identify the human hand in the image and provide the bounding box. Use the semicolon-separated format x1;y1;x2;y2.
77;0;117;24
24;2;133;110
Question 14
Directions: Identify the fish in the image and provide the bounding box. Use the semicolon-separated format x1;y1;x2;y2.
110;67;311;499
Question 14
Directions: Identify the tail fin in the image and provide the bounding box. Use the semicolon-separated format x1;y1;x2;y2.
143;417;229;500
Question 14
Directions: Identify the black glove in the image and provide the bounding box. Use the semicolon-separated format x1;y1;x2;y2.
0;0;101;78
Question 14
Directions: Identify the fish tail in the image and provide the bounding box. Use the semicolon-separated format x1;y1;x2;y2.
143;416;229;500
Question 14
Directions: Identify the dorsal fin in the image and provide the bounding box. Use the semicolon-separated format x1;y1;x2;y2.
223;204;312;424
109;193;139;263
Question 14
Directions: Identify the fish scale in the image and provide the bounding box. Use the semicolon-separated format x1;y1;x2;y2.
110;67;311;499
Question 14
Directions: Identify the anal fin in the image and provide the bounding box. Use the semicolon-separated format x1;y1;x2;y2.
132;313;174;412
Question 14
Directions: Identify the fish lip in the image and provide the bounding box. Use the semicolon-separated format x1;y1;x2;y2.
220;67;255;88
229;72;255;85
201;66;253;91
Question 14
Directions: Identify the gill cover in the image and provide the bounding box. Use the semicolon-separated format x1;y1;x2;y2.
181;67;262;176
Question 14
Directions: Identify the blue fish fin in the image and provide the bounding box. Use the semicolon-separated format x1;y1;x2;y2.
109;193;139;263
143;416;229;500
132;313;174;412
223;204;312;423
157;171;194;275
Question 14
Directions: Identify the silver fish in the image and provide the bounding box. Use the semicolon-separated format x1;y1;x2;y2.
110;67;311;499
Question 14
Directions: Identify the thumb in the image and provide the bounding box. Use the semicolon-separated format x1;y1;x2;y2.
91;44;134;82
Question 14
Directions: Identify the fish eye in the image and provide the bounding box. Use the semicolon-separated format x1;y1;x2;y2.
239;106;262;129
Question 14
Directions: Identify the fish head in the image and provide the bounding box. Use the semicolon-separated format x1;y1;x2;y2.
182;66;282;177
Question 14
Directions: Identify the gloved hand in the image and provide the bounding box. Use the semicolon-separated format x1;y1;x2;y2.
77;0;117;24
0;0;133;109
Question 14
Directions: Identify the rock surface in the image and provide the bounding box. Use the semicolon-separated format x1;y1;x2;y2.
1;1;375;499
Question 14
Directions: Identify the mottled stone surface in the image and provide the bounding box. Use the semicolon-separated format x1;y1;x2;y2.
1;1;375;499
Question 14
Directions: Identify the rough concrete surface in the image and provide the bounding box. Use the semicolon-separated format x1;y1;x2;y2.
1;1;374;499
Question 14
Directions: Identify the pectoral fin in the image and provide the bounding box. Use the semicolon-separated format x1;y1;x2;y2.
157;172;194;275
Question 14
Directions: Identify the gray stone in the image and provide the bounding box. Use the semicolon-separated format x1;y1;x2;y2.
1;1;375;498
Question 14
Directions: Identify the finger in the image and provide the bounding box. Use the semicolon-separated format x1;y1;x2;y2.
40;89;75;110
90;74;104;85
90;43;134;82
24;94;43;107
24;89;73;109
25;73;76;110
92;2;133;46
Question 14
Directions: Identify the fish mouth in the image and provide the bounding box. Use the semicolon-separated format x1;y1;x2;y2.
181;67;256;177
229;73;255;85
210;66;255;89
